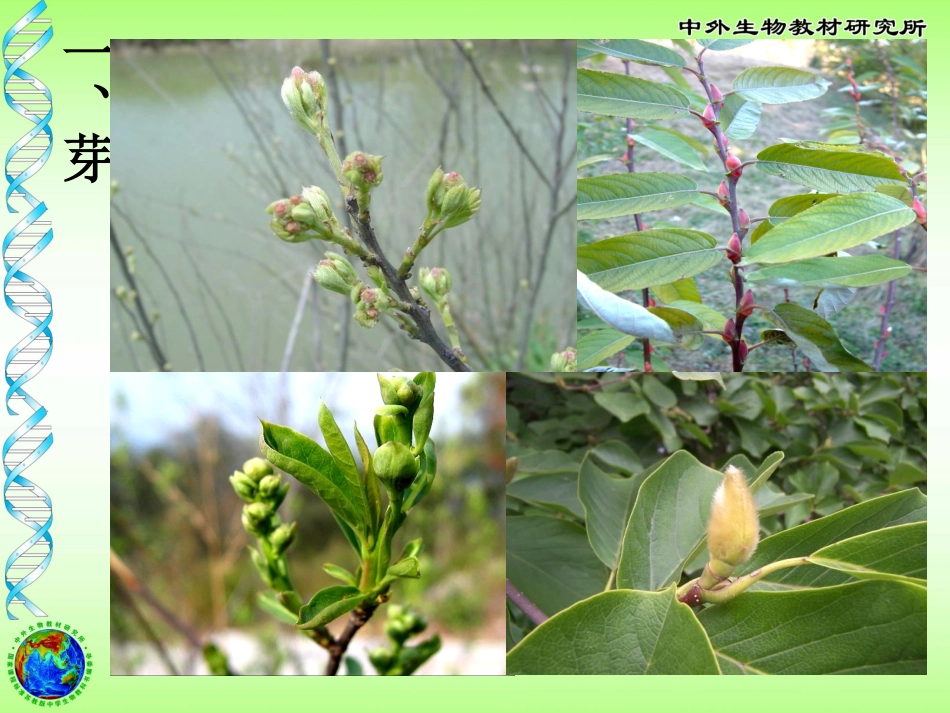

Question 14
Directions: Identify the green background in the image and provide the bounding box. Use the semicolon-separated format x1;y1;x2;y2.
0;0;943;708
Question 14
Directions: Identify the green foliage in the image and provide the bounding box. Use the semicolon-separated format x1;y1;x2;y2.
506;372;926;673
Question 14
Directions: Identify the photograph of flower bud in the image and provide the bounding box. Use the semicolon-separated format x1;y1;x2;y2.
506;371;926;674
110;40;576;373
110;372;506;675
576;38;926;373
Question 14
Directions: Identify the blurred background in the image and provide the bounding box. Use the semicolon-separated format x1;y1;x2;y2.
110;40;576;372
578;39;926;371
110;372;505;674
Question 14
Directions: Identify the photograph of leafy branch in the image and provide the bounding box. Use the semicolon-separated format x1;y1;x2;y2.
577;38;926;372
506;371;926;674
111;372;505;675
110;40;575;372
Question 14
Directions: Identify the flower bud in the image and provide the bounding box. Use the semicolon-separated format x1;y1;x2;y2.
912;196;927;225
301;186;346;241
373;441;419;492
701;103;717;130
726;152;742;177
425;167;445;212
713;134;729;151
242;502;273;537
369;647;394;671
378;375;424;410
419;267;452;301
722;317;737;342
354;303;381;328
738;339;749;362
375;405;413;446
706;466;759;570
314;255;359;296
258;474;282;499
738;289;754;317
710;83;723;104
726;233;742;263
229;471;257;501
549;348;577;372
243;458;273;483
738;208;750;229
281;66;328;135
716;180;730;206
626;134;635;147
644;362;653;372
428;170;481;228
269;522;297;555
342;151;384;191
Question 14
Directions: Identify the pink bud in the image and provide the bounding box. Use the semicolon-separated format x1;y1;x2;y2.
738;290;754;317
855;92;862;101
366;308;379;319
717;180;730;205
722;317;737;342
291;66;306;82
565;349;576;360
739;340;749;361
726;233;742;263
710;84;723;104
912;197;927;224
873;340;879;348
361;288;375;304
726;153;742;177
713;134;729;150
845;58;852;68
626;135;635;147
644;362;653;373
290;195;302;205
738;208;750;229
702;104;717;130
285;221;300;233
274;201;288;217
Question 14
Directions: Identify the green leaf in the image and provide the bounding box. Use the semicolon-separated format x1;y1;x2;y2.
578;454;643;569
354;424;382;533
578;68;690;120
506;588;720;674
297;585;364;630
645;125;710;157
755;144;906;193
719;94;762;139
412;390;435;456
394;634;441;675
577;172;698;220
698;580;925;674
514;450;580;475
733;66;830;104
648;307;706;349
616;451;725;591
322;563;357;586
754;483;814;518
577;39;686;67
761;303;872;372
737;489;926;590
318;402;362;494
631;129;707;171
578;229;723;292
744;193;914;265
412;371;437;402
577;272;676;343
257;593;299;625
344;657;363;676
403;438;436;511
891;461;926;486
386;556;421;580
672;372;725;388
666;300;727;331
507;471;584;519
697;39;755;51
506;515;609;617
747;255;912;288
768;192;839;219
589;440;642;474
576;153;616;170
577;329;635;370
809;522;926;585
651;277;701;304
689;192;731;215
815;285;856;320
592;390;649;423
260;421;365;532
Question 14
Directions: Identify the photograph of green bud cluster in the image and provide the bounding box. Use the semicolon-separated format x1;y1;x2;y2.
110;40;576;373
110;372;506;675
506;371;926;674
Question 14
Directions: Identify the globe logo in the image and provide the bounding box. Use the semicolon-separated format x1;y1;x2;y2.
14;629;85;700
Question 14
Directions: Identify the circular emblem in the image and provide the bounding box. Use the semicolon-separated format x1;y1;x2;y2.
13;628;85;700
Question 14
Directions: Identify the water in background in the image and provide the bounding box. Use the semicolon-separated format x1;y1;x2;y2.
110;40;576;372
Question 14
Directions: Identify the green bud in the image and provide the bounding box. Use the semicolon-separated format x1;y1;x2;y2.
342;151;384;191
424;167;445;215
281;66;328;135
243;458;273;483
442;187;481;229
301;186;346;241
369;647;394;671
384;615;411;646
229;471;257;501
373;441;418;492
375;405;412;446
314;255;358;296
378;375;424;411
290;202;318;229
258;474;281;499
242;502;273;537
419;267;452;302
403;610;427;635
354;302;381;328
269;522;297;555
549;348;577;373
366;264;387;288
440;184;468;218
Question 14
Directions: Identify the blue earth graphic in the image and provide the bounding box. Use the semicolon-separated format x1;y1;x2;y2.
14;628;85;699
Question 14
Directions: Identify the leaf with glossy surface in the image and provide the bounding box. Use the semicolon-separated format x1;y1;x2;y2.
592;390;649;423
699;580;926;674
297;585;363;630
755;144;906;193
744;193;914;265
666;300;727;331
697;39;755;51
578;230;722;292
736;489;926;589
506;588;720;674
578;454;643;568
577;172;698;220
648;307;706;349
733;66;830;104
577;329;634;370
747;255;911;288
761;304;872;372
719;94;762;139
577;39;686;67
578;69;691;120
577;153;616;170
507;471;584;519
651;277;701;304
260;421;365;531
506;515;609;616
577;272;676;343
631;129;707;171
809;522;926;585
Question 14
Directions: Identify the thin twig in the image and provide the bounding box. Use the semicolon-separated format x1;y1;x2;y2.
282;266;315;373
506;578;548;626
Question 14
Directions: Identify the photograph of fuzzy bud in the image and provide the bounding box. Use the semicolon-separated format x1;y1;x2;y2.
110;372;505;675
575;38;926;373
110;40;575;373
506;372;926;674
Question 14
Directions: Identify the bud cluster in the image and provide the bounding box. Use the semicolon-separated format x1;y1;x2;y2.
314;252;361;296
425;168;482;229
419;267;452;305
230;458;296;556
369;604;440;676
266;186;347;245
549;347;578;372
281;66;328;135
371;375;433;495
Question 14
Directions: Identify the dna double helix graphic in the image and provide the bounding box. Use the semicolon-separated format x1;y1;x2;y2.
3;1;53;619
